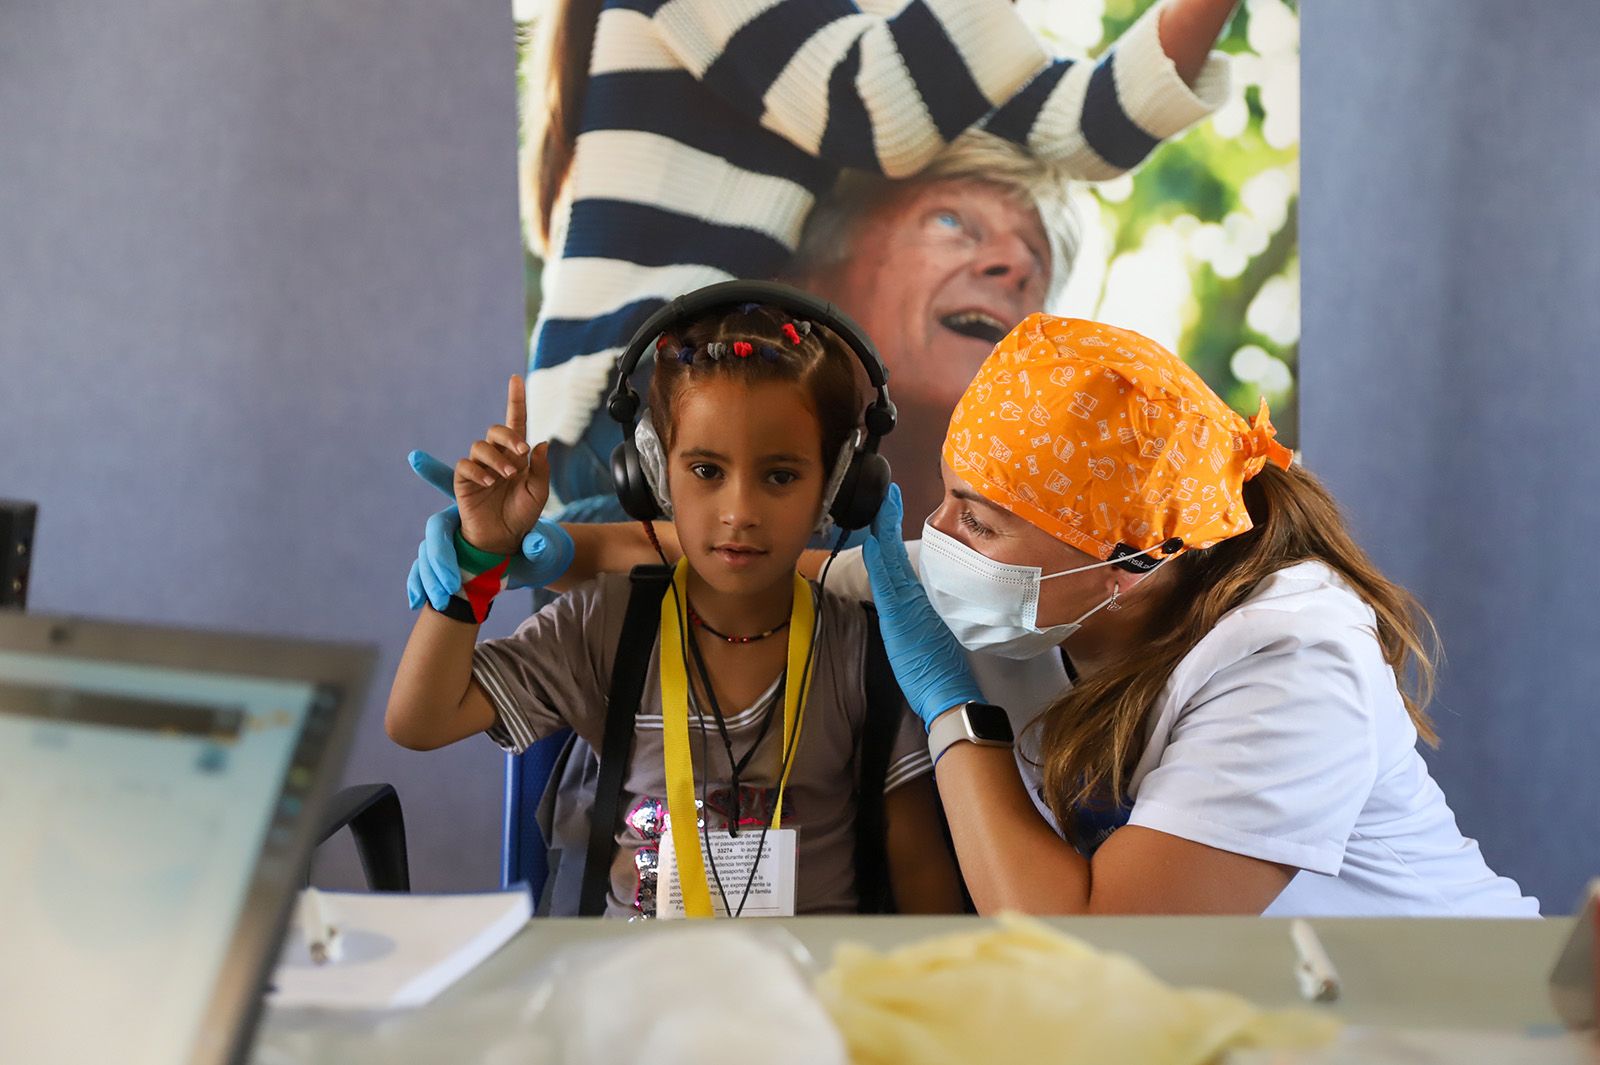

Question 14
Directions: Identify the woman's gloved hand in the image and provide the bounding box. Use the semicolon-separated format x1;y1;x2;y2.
862;484;984;730
405;449;574;612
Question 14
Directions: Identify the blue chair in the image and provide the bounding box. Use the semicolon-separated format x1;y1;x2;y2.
499;729;573;897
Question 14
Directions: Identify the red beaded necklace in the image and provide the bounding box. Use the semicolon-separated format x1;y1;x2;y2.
686;602;791;644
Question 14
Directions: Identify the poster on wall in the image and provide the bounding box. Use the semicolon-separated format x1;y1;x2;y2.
513;0;1299;532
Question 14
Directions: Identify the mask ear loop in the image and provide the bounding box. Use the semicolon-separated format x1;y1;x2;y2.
1037;537;1183;583
1113;548;1180;607
1072;547;1178;625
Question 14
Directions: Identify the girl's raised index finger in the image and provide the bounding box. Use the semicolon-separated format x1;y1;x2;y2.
506;374;528;443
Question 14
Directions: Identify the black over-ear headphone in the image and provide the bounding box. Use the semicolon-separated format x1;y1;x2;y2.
605;280;896;531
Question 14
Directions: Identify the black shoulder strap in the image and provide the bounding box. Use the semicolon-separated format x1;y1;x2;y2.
579;564;675;916
853;600;899;914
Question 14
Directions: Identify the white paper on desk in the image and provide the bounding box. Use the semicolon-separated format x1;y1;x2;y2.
269;889;531;1009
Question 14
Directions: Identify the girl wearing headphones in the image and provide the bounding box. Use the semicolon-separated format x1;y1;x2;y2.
387;300;962;919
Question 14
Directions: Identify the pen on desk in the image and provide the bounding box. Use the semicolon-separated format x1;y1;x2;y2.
1290;919;1339;1003
300;887;342;966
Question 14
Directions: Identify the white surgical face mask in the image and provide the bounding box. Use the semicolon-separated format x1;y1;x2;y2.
918;523;1164;660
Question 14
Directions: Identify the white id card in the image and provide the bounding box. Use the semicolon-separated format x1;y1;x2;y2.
656;826;797;919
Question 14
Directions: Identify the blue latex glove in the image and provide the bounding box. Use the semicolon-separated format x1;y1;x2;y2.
405;450;575;611
861;484;984;729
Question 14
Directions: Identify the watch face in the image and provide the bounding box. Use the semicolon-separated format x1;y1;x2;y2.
966;703;1014;743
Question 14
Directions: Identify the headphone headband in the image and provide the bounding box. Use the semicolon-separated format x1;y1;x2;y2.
605;280;895;433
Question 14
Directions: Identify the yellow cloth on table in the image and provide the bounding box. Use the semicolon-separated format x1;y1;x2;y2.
816;917;1338;1065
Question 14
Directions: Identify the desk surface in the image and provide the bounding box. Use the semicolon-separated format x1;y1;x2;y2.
255;915;1578;1064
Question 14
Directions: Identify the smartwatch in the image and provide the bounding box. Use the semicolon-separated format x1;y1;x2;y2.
927;702;1014;766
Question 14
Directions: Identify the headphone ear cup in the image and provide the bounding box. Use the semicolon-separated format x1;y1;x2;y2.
828;451;891;531
610;439;663;523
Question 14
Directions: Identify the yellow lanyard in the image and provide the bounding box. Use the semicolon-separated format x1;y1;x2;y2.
658;560;816;918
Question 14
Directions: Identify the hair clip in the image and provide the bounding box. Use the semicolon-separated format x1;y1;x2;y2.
676;344;695;365
733;341;753;359
737;302;761;314
705;342;726;360
781;323;801;345
655;334;673;353
796;320;813;337
758;344;782;362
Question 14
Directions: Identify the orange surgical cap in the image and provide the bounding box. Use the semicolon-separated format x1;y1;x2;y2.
943;314;1294;564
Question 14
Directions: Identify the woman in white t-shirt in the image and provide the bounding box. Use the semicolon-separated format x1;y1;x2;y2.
853;313;1537;917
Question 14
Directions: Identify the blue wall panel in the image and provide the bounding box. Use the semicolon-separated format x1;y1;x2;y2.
1302;0;1600;911
0;0;528;890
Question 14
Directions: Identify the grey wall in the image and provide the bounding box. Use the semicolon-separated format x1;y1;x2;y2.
0;0;526;890
1301;1;1600;911
5;0;1597;907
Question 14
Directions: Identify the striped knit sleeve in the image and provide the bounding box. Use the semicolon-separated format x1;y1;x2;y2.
649;0;1050;177
981;1;1232;179
648;0;1228;181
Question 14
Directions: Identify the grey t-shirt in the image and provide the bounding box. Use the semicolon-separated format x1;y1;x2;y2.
471;574;931;918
